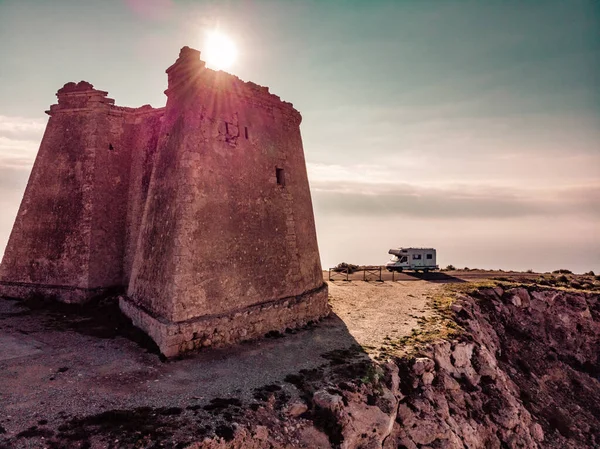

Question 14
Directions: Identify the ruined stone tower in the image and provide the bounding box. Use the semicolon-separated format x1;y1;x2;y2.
0;47;329;356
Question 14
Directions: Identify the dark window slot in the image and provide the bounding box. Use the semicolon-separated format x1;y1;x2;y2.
276;168;285;187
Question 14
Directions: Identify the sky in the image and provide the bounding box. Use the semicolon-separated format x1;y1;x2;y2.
0;0;599;273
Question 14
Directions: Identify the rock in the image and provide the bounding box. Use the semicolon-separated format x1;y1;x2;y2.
440;372;461;390
479;288;497;298
342;400;396;448
312;390;343;412
531;290;558;305
473;346;497;378
383;361;400;392
496;406;520;430
396;437;418;449
297;426;332;448
529;297;548;312
452;418;481;449
451;342;474;368
397;403;417;427
433;341;454;372
413;357;435;375
531;422;544;441
506;287;531;308
422;372;435;385
286;401;308;417
377;388;398;414
450;303;463;313
254;425;269;441
408;420;448;445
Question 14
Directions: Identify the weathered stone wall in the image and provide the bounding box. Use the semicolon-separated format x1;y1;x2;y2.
122;107;164;285
0;83;110;298
126;47;326;350
0;83;164;300
86;109;130;289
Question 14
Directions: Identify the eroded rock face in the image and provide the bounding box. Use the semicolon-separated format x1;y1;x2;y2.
467;287;600;448
192;285;598;449
389;286;599;449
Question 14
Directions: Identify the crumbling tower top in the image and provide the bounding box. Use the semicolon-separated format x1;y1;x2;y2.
165;46;206;96
164;46;300;122
46;81;115;115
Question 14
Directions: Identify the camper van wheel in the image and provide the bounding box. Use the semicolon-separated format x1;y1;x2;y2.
397;268;403;273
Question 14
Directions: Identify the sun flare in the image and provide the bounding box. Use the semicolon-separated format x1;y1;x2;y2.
203;30;237;71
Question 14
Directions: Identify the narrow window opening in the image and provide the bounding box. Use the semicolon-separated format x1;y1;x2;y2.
225;122;229;134
276;168;285;187
244;126;249;139
108;143;114;151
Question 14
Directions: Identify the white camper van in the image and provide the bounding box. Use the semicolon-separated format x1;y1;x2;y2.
386;248;438;273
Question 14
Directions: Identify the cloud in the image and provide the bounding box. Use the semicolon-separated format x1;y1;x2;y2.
0;115;44;174
0;115;46;140
0;165;29;259
0;116;44;256
0;115;46;172
310;169;600;219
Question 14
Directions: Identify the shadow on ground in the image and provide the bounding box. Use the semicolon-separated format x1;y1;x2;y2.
400;271;467;283
0;294;368;447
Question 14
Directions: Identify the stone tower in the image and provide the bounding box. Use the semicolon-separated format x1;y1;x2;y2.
0;47;329;356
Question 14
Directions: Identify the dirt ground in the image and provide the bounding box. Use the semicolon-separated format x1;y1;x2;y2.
327;280;438;350
0;270;534;447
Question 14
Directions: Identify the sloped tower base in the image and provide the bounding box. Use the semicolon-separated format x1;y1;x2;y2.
120;284;328;357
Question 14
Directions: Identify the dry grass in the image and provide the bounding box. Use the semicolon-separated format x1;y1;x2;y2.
375;282;487;359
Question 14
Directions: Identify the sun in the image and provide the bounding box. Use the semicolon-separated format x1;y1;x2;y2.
203;30;237;71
